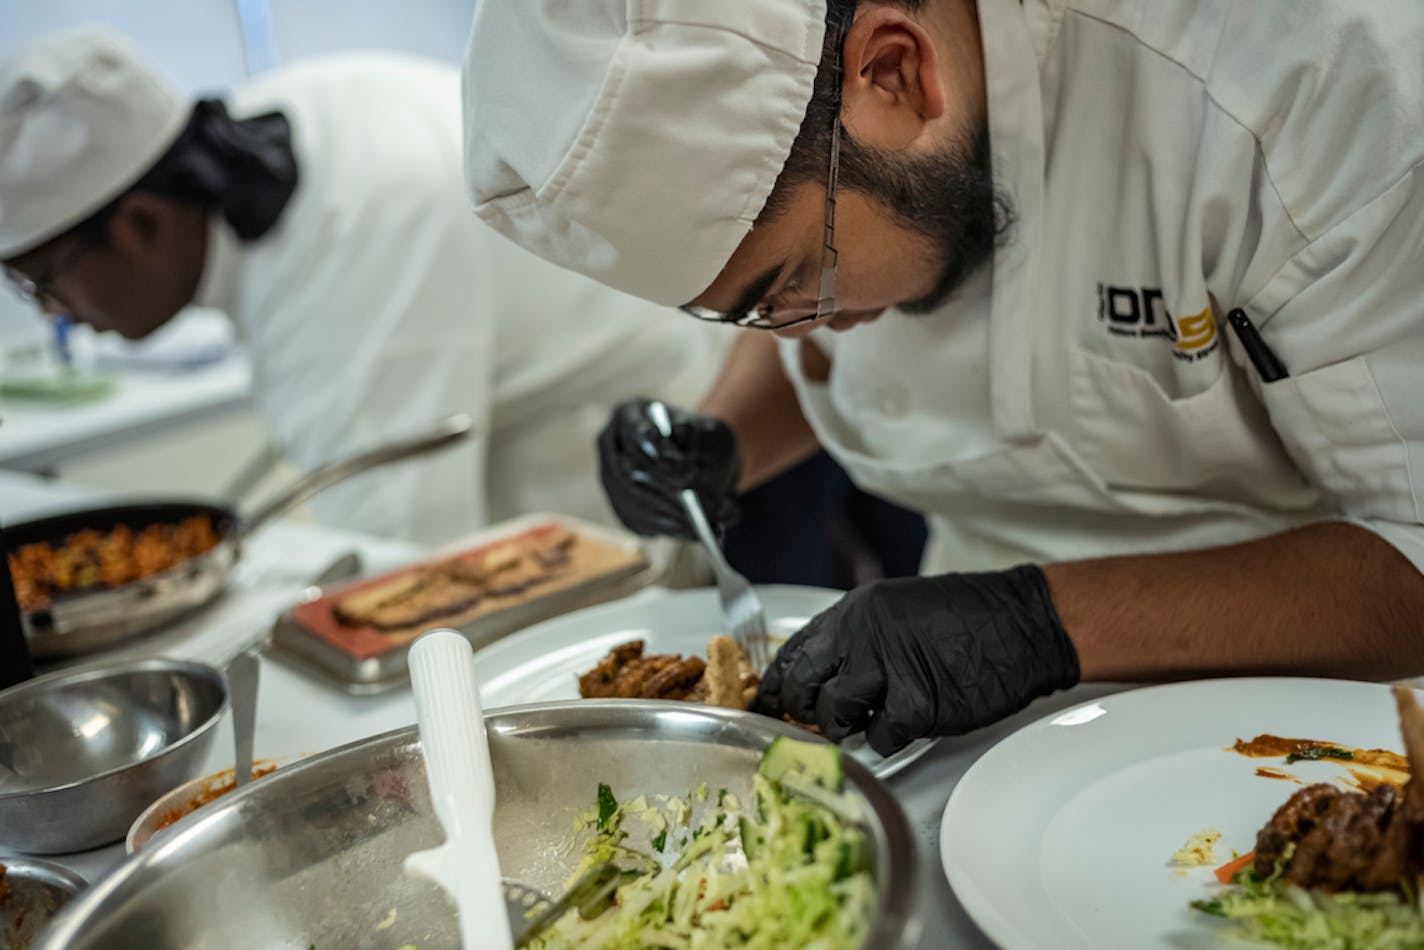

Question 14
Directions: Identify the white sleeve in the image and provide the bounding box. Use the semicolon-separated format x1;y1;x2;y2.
1244;162;1424;572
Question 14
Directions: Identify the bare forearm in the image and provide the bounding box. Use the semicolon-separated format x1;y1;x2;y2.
1044;522;1424;682
697;332;822;490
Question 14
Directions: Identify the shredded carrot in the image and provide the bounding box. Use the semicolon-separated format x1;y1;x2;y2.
1215;851;1256;885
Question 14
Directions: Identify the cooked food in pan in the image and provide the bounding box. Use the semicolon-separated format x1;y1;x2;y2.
8;516;221;611
1193;686;1424;947
578;636;760;710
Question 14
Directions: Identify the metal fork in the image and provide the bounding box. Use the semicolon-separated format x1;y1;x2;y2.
646;402;772;673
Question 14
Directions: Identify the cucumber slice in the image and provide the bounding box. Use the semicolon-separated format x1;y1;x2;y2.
776;771;864;823
834;836;868;880
739;816;765;859
758;736;845;792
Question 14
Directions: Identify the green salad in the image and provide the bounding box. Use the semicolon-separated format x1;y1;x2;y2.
1192;859;1424;949
528;738;877;949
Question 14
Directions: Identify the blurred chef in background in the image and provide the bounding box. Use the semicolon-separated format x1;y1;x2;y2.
0;26;732;545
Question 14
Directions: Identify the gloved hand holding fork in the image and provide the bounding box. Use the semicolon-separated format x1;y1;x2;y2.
597;399;1081;755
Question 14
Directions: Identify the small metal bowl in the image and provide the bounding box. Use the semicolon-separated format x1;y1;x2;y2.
40;700;919;949
0;858;86;949
0;658;227;854
125;753;310;854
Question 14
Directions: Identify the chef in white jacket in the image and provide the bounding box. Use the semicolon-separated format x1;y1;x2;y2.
0;26;729;545
463;0;1424;754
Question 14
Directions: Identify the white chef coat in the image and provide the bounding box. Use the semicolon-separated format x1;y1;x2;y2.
194;55;731;545
781;0;1424;575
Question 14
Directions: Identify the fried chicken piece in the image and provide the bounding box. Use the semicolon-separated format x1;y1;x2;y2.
579;640;646;697
641;656;706;700
704;636;754;709
608;653;678;697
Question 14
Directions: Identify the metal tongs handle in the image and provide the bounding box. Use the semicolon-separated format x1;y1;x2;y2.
236;414;475;542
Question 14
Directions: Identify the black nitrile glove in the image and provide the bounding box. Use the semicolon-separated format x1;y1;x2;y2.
597;398;741;540
753;565;1080;756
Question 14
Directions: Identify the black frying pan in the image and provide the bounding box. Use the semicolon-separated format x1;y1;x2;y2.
6;415;473;660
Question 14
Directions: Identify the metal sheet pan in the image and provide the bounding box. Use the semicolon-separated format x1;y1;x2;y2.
268;513;658;695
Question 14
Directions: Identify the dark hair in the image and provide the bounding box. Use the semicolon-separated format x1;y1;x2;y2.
69;99;298;247
757;0;1013;312
758;0;928;223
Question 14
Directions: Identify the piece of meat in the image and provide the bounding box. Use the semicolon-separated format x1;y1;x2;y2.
358;575;483;630
641;656;706;699
483;557;551;597
704;636;753;709
1252;686;1424;892
333;572;432;626
578;640;645;697
529;527;576;568
609;654;679;698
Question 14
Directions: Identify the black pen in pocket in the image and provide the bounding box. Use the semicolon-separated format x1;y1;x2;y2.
1225;308;1289;383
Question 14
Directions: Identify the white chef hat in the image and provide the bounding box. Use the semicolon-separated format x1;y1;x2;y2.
0;25;188;258
463;0;827;307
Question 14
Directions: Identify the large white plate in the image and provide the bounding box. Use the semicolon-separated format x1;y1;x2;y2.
940;677;1417;950
472;584;936;779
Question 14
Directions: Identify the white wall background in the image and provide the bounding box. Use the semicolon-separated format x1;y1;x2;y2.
0;0;475;499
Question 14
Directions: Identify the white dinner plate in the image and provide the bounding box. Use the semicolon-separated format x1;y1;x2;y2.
471;584;936;779
940;677;1417;950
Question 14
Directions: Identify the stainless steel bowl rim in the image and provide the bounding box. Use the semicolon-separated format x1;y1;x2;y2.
47;699;919;949
0;658;228;799
0;856;88;895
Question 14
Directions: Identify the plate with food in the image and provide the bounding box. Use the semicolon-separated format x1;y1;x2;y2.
271;513;654;694
470;584;937;779
939;677;1424;950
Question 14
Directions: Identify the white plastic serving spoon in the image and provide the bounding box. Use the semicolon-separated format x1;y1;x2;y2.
404;629;513;950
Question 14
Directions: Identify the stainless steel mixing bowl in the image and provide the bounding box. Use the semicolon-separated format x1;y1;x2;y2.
0;858;86;949
41;700;919;949
0;658;228;853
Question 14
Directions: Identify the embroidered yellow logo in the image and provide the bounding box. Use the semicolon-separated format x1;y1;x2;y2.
1174;306;1217;353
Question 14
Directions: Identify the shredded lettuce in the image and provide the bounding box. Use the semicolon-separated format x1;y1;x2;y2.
528;771;876;949
1192;865;1424;949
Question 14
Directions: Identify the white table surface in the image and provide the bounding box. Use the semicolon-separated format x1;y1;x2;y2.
0;470;1137;948
0;354;252;473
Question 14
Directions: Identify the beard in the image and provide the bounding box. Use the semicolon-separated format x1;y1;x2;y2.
840;120;1010;315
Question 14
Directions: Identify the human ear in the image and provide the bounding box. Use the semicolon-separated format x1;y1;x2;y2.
839;5;946;151
108;193;171;256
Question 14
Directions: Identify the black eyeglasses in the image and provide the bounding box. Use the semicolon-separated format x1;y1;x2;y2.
3;240;91;310
682;19;847;331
